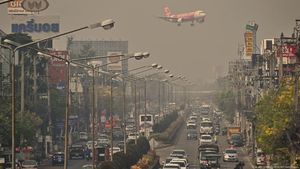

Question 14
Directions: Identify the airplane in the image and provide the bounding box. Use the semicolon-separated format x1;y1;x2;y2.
158;6;206;26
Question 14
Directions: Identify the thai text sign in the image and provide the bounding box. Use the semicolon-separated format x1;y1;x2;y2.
244;32;253;57
11;15;60;40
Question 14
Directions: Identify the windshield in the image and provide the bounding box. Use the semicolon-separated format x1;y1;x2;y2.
225;149;237;154
201;122;212;127
172;150;185;155
23;160;37;165
201;136;211;140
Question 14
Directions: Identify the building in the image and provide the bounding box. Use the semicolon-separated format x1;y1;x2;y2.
68;40;129;75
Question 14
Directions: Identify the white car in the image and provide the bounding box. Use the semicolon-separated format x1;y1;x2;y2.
109;147;121;155
163;163;180;169
169;160;188;169
21;160;38;169
223;148;238;162
86;141;98;149
170;149;188;159
170;158;189;169
199;135;213;145
127;132;139;140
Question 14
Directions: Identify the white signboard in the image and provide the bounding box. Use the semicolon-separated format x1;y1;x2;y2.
11;15;60;40
107;51;122;71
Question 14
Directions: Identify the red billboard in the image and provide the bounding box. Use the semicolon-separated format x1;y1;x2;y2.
48;50;69;86
281;44;297;57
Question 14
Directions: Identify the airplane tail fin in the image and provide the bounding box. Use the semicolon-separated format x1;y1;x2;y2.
164;6;171;17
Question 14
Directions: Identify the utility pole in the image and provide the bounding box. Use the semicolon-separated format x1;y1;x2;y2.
46;60;53;154
20;52;25;146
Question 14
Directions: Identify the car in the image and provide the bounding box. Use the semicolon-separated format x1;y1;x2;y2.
79;132;88;141
127;132;139;140
21;160;38;169
186;122;197;130
223;148;238;162
199;154;221;169
189;115;197;121
229;133;244;147
97;134;110;145
4;161;21;169
163;163;181;169
169;159;189;169
187;129;198;140
69;144;85;159
170;149;188;159
199;121;213;134
86;141;98;150
52;152;64;166
82;164;96;169
109;147;121;155
256;149;267;166
199;135;213;145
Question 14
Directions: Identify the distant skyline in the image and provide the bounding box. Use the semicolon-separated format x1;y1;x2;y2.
1;0;300;84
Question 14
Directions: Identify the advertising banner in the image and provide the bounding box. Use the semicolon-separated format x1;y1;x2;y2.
107;51;122;71
281;44;297;57
244;32;253;58
87;60;103;76
48;50;68;85
7;0;32;15
11;15;60;40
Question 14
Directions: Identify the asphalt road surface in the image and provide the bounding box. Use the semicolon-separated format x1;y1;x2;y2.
156;117;255;169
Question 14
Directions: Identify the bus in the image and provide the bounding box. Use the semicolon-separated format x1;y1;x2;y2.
139;114;154;136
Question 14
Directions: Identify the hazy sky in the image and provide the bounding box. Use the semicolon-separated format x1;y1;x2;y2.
1;0;300;84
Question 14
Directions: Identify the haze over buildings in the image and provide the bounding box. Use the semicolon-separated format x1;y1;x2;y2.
1;0;300;85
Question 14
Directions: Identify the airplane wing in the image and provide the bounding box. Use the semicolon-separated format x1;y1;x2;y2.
157;16;181;23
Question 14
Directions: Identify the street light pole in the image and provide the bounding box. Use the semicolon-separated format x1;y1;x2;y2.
3;19;114;169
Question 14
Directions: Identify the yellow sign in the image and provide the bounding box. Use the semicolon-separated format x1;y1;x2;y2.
244;32;253;57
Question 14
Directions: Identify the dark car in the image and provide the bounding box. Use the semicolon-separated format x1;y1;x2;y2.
52;152;64;166
187;129;198;140
69;144;85;159
230;133;244;147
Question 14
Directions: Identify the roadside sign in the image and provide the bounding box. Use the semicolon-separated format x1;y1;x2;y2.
21;0;49;12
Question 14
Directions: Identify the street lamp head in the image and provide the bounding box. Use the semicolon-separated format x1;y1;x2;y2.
162;79;168;82
164;70;170;74
133;52;143;60
157;65;163;69
151;63;158;68
3;39;20;47
101;19;115;30
169;74;174;78
142;52;150;58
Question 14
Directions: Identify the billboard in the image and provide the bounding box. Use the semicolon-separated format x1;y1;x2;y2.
281;44;297;57
7;0;32;15
87;60;103;76
107;51;122;71
48;50;69;85
11;15;60;40
244;32;253;58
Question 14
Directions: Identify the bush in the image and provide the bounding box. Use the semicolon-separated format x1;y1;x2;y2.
99;161;118;169
152;111;178;133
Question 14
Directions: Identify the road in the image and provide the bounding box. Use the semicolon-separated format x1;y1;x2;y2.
40;159;91;169
156;117;255;169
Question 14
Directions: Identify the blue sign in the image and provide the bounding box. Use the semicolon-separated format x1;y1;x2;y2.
11;19;59;33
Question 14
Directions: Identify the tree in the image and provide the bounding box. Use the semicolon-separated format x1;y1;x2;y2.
214;90;236;123
255;78;293;154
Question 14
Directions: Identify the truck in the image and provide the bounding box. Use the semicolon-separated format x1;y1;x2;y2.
227;126;244;146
